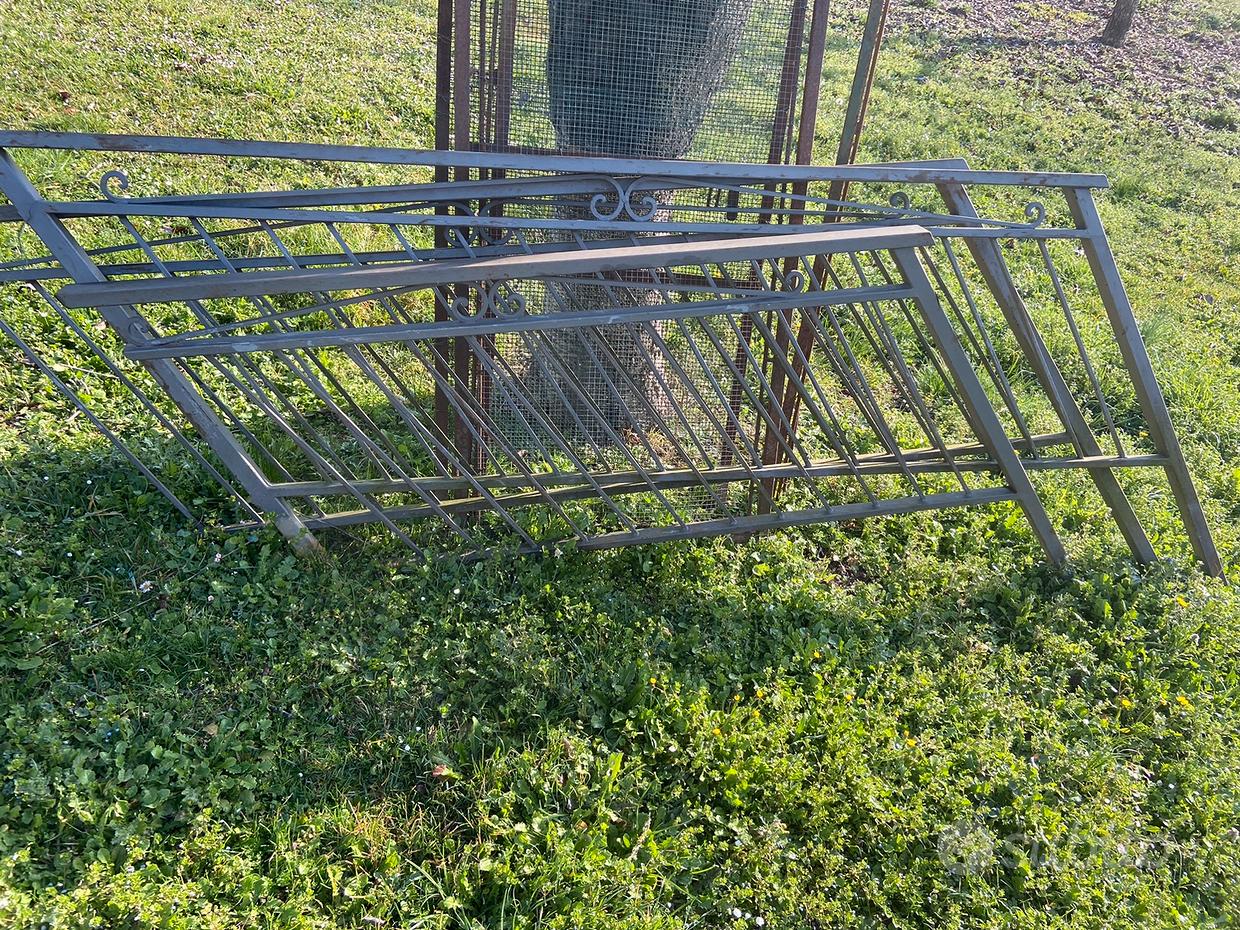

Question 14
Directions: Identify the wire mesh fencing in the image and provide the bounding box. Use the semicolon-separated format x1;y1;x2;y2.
453;0;828;163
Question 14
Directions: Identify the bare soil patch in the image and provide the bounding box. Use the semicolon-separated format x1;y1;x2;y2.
884;0;1239;136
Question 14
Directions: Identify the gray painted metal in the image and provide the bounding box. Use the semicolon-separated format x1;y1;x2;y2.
1064;188;1223;577
0;134;1220;574
60;227;933;308
0;131;1111;187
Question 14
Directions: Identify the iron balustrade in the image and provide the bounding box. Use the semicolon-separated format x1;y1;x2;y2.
0;133;1220;574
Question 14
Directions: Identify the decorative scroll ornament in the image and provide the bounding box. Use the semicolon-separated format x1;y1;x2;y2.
782;269;808;292
587;176;662;222
446;284;528;319
99;170;130;202
481;282;527;317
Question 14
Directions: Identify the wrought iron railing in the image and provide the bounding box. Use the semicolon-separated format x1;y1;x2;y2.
0;132;1221;574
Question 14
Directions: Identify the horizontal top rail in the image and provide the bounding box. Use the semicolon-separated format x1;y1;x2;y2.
123;283;915;360
0;131;1110;189
58;226;934;308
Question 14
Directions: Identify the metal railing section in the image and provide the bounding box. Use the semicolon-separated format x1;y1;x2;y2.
0;133;1220;574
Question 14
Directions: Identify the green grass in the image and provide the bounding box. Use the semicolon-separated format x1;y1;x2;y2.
2;0;1240;926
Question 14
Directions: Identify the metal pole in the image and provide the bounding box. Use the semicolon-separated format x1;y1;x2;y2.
831;0;889;198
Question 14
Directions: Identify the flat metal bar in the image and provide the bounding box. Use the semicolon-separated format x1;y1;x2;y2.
842;252;972;491
186;219;388;485
0;313;199;523
809;296;926;495
580;487;1019;549
0;132;1111;188
745;308;881;505
835;0;889;171
270;430;1085;499
312;449;1170;527
641;318;774;505
795;0;831;167
0;147;323;555
59;227;934;308
435;0;452;157
494;0;516;152
1036;238;1127;455
413;333;601;537
514;324;691;526
124;285;913;360
31;282;262;511
293;452;1169;514
817;263;942;490
934;239;1037;451
767;0;809;165
299;479;1020;535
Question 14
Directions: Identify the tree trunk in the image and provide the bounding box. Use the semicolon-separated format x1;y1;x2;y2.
531;0;755;442
1099;0;1138;46
546;0;755;159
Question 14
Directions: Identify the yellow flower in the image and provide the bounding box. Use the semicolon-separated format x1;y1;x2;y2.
751;709;760;720
755;688;765;699
712;727;722;737
1177;694;1194;710
813;650;822;660
649;677;657;686
1176;596;1190;608
1120;698;1133;709
906;737;917;747
733;694;742;703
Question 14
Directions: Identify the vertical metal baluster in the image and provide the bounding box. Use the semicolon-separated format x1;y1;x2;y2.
937;239;1037;453
0;313;200;524
843;252;972;491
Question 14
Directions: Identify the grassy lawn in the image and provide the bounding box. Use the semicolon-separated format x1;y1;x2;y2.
2;0;1240;927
